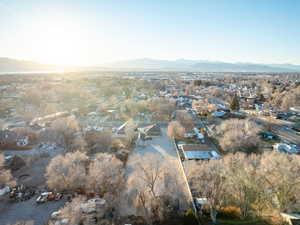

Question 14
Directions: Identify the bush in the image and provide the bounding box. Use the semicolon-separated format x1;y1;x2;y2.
218;206;242;220
182;208;198;225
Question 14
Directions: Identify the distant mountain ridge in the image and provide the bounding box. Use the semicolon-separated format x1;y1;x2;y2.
103;58;300;72
0;57;58;73
1;57;300;73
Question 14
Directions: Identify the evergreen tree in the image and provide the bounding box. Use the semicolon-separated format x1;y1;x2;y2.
230;95;240;111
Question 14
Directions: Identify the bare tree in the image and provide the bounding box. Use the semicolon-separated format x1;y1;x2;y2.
187;152;300;222
87;153;124;197
0;153;16;188
45;151;88;191
223;153;269;218
259;152;300;213
186;160;227;224
128;154;178;224
51;116;83;152
124;119;137;146
210;86;225;99
280;86;300;111
217;119;261;153
167;121;185;139
148;99;175;121
56;197;85;225
137;158;164;199
84;130;112;153
176;110;195;130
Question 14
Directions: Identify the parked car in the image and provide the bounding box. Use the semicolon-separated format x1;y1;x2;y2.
36;194;48;204
36;192;54;203
51;210;61;219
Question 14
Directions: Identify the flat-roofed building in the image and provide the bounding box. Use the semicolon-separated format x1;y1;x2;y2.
179;144;220;160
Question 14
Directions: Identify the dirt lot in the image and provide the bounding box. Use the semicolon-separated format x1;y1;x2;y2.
0;144;65;225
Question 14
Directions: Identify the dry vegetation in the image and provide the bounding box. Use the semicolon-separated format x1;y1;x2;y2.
0;153;16;188
186;152;300;223
216;119;262;154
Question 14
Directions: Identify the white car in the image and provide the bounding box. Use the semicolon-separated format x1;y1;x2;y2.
51;210;61;219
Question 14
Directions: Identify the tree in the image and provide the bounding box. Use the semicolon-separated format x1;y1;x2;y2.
84;130;112;153
280;86;300;111
186;160;227;224
87;153;125;198
176;110;195;129
148;99;175;121
259;152;300;213
217;119;261;154
210;87;225;98
128;154;181;224
230;95;240;111
125;120;137;146
167;121;185;139
45;151;88;191
223;153;269;218
186;152;300;222
51;116;84;152
0;153;16;188
55;197;86;225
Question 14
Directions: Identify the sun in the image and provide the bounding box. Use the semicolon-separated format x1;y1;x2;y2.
28;17;89;66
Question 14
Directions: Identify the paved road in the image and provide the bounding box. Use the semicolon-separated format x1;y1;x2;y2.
253;116;300;145
120;128;193;216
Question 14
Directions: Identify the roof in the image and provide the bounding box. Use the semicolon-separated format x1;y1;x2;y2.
180;144;212;152
180;144;220;160
212;111;226;117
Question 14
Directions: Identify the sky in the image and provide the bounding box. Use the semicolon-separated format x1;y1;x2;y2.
0;0;300;66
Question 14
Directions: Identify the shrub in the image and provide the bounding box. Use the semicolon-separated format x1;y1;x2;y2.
218;206;242;220
182;208;198;225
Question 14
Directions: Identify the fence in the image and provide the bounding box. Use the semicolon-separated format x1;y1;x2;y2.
171;138;197;214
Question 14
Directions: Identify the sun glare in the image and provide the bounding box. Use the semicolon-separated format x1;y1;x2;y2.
28;17;89;66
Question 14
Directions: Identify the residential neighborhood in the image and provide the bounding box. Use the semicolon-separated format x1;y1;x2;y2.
0;71;299;225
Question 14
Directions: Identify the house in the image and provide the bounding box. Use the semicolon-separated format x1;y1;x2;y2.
138;124;161;136
0;129;35;149
179;144;220;160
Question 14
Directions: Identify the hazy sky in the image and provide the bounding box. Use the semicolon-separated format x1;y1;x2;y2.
0;0;299;66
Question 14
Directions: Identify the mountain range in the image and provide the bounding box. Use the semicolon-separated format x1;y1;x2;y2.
102;58;300;72
1;57;300;73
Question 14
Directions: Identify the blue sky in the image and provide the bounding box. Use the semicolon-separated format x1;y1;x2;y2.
0;0;299;65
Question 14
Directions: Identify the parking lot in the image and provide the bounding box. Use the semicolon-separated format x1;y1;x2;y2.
0;196;66;225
